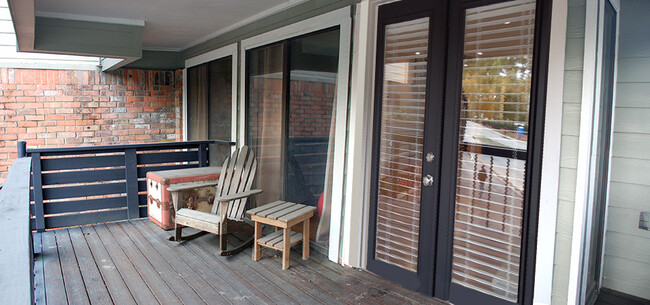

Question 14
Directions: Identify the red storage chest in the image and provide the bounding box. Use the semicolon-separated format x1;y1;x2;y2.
146;167;221;230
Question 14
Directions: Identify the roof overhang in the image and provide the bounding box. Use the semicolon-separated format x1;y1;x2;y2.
7;0;357;71
8;0;143;71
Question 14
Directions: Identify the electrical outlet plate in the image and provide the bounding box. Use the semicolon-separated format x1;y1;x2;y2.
639;212;650;231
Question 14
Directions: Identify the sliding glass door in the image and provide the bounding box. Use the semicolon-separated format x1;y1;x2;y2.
246;28;340;247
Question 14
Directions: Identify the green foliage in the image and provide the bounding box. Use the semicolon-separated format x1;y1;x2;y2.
461;56;532;124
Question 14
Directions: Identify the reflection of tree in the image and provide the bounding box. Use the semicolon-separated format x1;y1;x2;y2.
462;56;531;127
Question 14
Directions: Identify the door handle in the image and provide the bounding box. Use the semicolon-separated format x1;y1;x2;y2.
423;175;434;187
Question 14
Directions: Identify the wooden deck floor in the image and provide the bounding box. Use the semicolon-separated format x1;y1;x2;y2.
33;219;445;305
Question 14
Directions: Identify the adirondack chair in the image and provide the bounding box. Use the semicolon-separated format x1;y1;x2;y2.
171;145;261;255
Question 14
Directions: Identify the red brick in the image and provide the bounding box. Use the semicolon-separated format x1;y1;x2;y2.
54;96;74;102
62;102;81;108
17;121;37;127
27;127;46;133
45;115;65;120
57;120;76;126
55;108;74;114
17;133;36;140
6;115;25;121
4;103;24;109
0;134;18;140
37;121;56;127
75;120;94;126
47;126;65;132
45;138;64;145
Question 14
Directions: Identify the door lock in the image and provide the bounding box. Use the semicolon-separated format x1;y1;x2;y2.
423;175;434;187
426;152;435;163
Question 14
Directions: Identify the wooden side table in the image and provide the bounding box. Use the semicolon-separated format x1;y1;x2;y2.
246;201;316;270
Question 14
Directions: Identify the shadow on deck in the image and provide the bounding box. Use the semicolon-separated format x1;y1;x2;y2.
33;219;446;305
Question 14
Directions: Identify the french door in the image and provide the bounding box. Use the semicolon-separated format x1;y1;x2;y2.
367;0;551;304
366;0;446;295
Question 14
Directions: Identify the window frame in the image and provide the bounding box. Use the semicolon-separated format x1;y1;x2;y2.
183;43;238;151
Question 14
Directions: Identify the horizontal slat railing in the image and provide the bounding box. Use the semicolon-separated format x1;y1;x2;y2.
27;140;235;231
0;157;33;304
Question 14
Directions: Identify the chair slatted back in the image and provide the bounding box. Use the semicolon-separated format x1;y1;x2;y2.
211;146;257;221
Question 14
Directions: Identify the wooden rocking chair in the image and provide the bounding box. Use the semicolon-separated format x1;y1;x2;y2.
170;145;261;255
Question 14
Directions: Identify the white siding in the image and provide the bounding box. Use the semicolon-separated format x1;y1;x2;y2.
0;0;99;70
602;0;650;299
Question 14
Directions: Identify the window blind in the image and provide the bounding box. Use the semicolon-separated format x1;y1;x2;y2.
374;17;429;272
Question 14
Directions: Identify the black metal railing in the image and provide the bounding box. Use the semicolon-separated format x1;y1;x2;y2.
25;140;235;231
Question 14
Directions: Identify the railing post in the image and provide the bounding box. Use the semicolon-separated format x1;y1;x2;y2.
17;141;26;157
198;143;208;167
31;153;45;232
125;149;140;219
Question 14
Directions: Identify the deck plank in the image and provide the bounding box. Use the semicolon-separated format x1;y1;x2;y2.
68;227;113;304
42;231;68;305
33;233;46;305
79;225;137;305
231;233;348;305
113;221;209;305
55;229;91;305
308;251;444;305
103;223;183;305
190;233;301;305
141;219;273;304
124;221;238;305
267;248;383;305
214;233;326;304
88;225;158;305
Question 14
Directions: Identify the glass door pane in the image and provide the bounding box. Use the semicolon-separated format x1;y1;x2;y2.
451;0;536;301
374;17;429;272
207;57;233;164
247;43;285;207
286;29;340;244
187;56;233;166
187;65;209;140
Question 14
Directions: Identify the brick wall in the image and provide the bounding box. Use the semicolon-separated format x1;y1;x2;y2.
0;68;183;184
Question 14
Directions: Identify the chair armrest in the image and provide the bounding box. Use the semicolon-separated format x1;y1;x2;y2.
216;189;263;202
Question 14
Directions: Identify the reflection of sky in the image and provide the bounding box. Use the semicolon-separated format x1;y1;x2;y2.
384;63;410;84
251;70;337;84
460;121;526;191
462;121;527;150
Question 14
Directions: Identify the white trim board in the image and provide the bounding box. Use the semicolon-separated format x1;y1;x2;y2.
568;0;600;303
183;43;238;148
341;0;400;269
238;7;352;263
533;0;568;304
185;43;237;69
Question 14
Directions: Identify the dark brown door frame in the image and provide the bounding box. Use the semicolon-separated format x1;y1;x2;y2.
435;0;553;304
367;0;553;304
